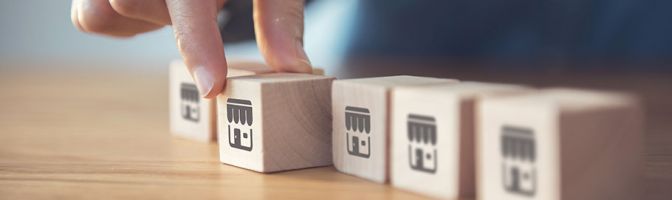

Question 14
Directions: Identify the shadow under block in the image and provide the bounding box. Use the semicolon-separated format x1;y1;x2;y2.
391;82;531;199
331;76;458;183
217;73;335;173
478;88;643;200
169;60;274;142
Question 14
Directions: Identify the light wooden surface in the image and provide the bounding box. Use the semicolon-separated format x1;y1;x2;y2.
0;65;670;200
217;73;334;172
0;67;427;200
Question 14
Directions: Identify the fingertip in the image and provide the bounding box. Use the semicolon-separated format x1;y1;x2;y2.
191;65;227;99
166;0;228;98
258;25;312;73
265;48;313;73
253;0;312;74
203;71;226;99
202;78;225;99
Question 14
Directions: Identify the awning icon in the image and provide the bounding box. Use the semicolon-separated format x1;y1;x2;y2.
345;106;371;133
227;98;253;126
407;114;437;145
501;126;535;162
180;83;200;102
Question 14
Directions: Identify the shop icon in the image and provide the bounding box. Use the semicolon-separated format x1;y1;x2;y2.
407;114;437;174
345;106;371;158
180;83;200;122
501;126;536;196
226;98;254;151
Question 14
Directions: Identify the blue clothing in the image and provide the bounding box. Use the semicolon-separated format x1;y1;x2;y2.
346;0;672;65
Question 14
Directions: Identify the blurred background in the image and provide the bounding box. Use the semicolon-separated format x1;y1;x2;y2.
0;0;356;74
0;1;670;198
0;0;178;70
1;0;671;146
2;0;672;74
1;1;671;126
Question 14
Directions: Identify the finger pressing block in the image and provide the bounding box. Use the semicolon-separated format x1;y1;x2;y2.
169;59;324;142
217;73;335;173
169;60;274;142
478;88;643;200
391;82;531;199
331;76;458;183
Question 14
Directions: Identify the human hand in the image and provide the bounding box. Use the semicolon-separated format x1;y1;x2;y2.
71;0;312;98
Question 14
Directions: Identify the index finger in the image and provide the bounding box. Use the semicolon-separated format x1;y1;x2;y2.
166;0;227;98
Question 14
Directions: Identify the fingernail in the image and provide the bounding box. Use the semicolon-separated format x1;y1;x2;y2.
192;67;215;98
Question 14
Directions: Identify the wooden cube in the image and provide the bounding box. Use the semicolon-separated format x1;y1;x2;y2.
391;82;530;199
169;60;324;142
478;88;643;200
331;76;458;183
169;60;274;142
217;73;335;172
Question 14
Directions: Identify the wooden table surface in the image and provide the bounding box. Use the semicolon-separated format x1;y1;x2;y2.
0;64;670;199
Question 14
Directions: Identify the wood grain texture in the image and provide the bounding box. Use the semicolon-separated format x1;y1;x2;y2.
0;63;670;200
478;88;643;200
217;73;335;173
331;76;457;183
391;82;530;199
0;68;430;200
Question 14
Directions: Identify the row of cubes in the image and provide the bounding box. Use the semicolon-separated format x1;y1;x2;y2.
169;61;642;200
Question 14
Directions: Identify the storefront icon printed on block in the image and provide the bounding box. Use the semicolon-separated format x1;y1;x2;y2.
501;126;536;196
226;98;254;151
345;106;371;158
407;114;437;174
180;83;200;122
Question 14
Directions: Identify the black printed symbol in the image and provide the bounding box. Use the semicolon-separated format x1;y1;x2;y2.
180;83;200;122
345;106;371;158
501;126;536;196
407;114;437;174
227;98;253;151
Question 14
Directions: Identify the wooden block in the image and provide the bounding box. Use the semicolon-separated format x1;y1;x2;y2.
331;75;458;183
217;73;334;172
169;60;273;142
391;82;530;199
478;88;643;200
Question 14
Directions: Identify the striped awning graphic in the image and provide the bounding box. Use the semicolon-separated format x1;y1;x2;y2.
501;126;535;161
227;98;253;125
407;114;437;145
345;106;371;133
180;83;200;102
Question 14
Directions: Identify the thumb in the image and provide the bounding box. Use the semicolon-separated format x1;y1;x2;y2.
253;0;312;73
